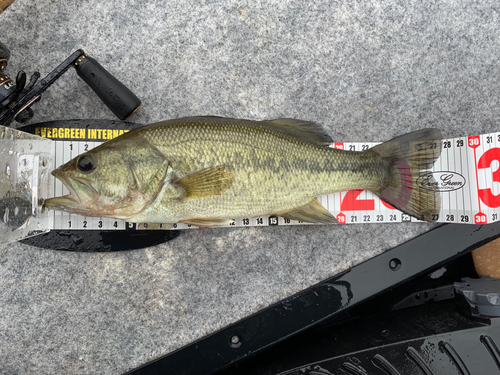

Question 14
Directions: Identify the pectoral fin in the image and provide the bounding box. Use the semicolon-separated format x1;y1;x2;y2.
281;198;338;224
176;166;235;199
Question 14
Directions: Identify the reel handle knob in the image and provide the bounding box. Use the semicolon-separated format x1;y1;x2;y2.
74;54;141;120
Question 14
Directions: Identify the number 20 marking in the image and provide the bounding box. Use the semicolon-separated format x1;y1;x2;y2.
340;189;399;211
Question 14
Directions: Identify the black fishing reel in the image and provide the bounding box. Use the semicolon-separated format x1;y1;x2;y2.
0;41;28;120
0;41;141;127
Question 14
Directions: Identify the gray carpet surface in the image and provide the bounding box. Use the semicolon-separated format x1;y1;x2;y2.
1;0;499;374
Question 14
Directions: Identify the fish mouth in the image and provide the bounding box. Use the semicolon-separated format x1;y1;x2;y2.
43;170;98;210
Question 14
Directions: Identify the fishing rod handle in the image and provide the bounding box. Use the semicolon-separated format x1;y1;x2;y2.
73;54;141;120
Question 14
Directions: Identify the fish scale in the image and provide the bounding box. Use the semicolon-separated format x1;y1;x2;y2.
134;118;402;221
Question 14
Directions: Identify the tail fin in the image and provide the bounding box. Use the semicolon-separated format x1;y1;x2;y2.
371;128;442;221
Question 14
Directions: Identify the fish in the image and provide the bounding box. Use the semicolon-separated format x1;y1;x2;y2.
43;116;442;226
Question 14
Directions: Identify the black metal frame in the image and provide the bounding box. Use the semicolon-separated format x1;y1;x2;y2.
126;222;500;375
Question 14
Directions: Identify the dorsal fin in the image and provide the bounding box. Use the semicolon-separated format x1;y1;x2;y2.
263;118;333;145
182;116;333;146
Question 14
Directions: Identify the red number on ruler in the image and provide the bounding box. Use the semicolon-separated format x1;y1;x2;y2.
477;147;500;208
334;143;344;150
474;212;487;224
468;135;480;149
340;191;400;211
341;189;375;211
336;213;346;224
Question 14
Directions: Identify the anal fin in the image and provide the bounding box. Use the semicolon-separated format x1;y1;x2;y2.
180;218;235;227
280;198;338;224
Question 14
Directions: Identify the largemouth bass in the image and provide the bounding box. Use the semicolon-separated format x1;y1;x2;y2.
43;117;442;226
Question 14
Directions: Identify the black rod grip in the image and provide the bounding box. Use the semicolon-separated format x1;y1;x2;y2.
74;54;141;120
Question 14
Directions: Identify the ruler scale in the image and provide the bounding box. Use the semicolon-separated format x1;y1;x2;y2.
45;131;500;230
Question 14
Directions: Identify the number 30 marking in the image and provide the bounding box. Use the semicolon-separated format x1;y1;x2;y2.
478;148;500;208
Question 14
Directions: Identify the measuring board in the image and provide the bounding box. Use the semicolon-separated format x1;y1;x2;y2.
37;123;500;230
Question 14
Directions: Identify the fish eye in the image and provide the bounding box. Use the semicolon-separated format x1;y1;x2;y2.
76;155;95;173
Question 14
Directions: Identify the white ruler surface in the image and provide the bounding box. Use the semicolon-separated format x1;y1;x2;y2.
47;132;500;230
